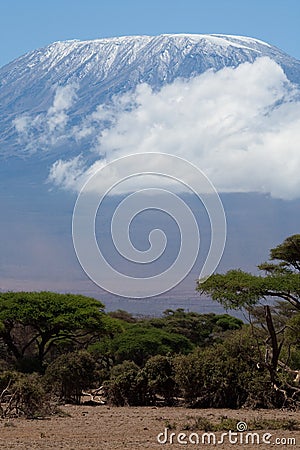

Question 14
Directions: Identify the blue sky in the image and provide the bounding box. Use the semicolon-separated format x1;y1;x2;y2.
1;0;300;67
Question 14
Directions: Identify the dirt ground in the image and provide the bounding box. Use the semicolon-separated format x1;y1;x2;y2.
0;406;299;449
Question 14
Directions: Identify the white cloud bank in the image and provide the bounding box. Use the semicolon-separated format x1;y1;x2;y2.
47;83;78;133
15;58;300;199
13;83;78;152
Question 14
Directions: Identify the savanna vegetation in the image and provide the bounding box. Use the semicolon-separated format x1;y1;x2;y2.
1;235;300;417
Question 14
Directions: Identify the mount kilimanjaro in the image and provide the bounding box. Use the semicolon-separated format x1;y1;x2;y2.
0;34;300;314
1;33;300;159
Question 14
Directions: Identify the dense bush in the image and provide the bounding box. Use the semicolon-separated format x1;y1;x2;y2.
45;350;97;404
174;327;275;408
141;355;176;405
105;356;177;407
13;373;49;418
0;372;49;418
105;361;145;406
174;351;204;405
1;289;300;411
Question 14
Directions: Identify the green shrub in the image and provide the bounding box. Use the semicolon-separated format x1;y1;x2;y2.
174;351;204;405
0;372;49;418
45;350;97;404
13;373;48;418
105;361;146;406
174;328;267;408
140;355;176;405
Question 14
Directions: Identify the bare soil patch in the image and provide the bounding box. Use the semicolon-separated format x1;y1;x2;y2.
0;406;299;449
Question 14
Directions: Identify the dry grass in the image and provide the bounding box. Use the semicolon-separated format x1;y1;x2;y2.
0;406;299;449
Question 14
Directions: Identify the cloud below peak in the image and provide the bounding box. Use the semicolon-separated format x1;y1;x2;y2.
14;57;300;199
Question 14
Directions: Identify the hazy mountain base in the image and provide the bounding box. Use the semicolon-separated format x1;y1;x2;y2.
1;162;299;316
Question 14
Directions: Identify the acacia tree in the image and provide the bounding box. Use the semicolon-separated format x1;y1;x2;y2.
198;235;300;311
197;234;300;406
0;292;114;370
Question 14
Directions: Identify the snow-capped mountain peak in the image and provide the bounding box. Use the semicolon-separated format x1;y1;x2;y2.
0;33;300;159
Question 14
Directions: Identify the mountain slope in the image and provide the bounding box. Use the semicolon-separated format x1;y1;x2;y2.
1;34;300;307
